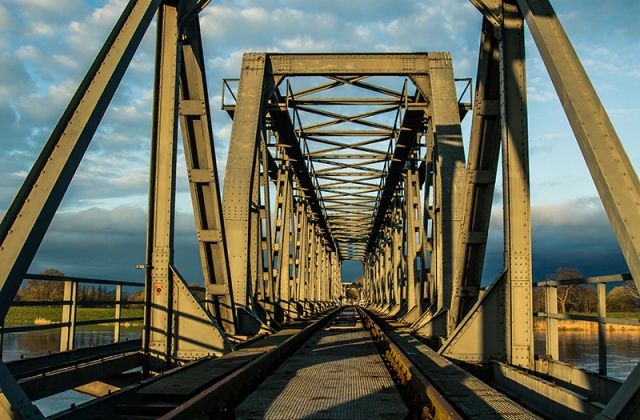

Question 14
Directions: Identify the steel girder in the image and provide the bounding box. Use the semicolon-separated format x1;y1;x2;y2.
178;14;236;335
144;3;234;373
439;1;533;368
410;53;468;338
513;0;640;415
440;3;640;416
448;19;501;329
0;0;636;415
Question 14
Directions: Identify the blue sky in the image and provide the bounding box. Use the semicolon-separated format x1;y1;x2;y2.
0;0;638;285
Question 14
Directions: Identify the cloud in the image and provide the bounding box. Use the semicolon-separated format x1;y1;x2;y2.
31;205;203;282
482;197;629;285
1;0;638;286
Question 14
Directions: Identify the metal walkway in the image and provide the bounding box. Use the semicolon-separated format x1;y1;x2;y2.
234;307;408;419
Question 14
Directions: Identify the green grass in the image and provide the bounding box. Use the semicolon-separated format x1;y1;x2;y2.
5;306;144;325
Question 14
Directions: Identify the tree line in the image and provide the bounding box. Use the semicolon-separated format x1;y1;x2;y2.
533;268;640;313
15;267;640;313
14;269;144;304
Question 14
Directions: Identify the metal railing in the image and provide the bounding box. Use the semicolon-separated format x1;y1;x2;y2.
533;273;639;376
1;274;144;358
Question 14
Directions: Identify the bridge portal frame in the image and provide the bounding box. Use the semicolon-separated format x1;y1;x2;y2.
221;52;481;336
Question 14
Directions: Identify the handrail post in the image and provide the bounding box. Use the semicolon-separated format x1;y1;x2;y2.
114;284;122;343
60;279;78;351
545;284;559;360
597;282;607;375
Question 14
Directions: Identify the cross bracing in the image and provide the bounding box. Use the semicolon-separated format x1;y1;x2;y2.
287;74;423;261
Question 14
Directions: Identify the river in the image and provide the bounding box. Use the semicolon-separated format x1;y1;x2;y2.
2;326;142;361
534;329;639;381
1;326;142;416
1;328;637;415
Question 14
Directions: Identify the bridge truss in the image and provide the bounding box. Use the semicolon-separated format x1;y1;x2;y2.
0;0;639;418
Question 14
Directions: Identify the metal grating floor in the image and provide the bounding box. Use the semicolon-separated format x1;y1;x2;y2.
234;308;409;419
376;314;543;419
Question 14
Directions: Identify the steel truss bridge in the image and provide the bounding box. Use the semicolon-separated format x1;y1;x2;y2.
0;0;639;418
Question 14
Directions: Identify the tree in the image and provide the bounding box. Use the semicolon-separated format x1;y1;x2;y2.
346;287;360;301
607;286;639;312
546;267;584;313
575;285;597;313
532;287;545;313
625;280;640;300
189;282;205;301
125;288;145;302
16;268;65;301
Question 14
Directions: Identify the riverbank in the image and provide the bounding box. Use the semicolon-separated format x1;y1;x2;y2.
534;318;640;332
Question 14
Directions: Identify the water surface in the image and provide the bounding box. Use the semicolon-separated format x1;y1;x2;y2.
534;329;639;381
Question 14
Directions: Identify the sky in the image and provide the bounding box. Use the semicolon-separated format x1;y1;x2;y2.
0;0;638;288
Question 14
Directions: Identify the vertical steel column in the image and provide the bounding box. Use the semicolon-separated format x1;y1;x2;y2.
382;228;393;311
302;219;314;309
248;150;262;309
316;241;325;303
363;256;373;303
144;2;181;372
272;164;288;301
272;160;296;317
423;130;437;309
374;255;381;305
178;17;236;334
450;18;502;328
544;285;559;360
307;223;317;305
372;252;381;305
500;1;533;368
412;53;467;336
330;251;338;301
322;245;330;302
222;53;270;315
293;200;309;310
257;140;274;307
387;201;402;314
60;280;78;352
405;165;424;317
288;190;300;312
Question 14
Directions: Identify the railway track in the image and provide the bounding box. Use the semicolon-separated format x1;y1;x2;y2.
145;306;457;419
55;306;538;419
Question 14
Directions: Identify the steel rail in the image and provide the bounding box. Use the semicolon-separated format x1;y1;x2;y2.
163;306;463;419
159;307;341;419
357;307;463;420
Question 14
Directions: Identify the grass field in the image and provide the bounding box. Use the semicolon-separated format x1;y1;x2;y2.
5;306;144;325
